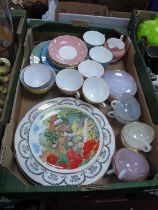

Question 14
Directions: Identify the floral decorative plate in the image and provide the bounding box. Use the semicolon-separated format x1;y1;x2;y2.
48;35;88;67
14;97;115;186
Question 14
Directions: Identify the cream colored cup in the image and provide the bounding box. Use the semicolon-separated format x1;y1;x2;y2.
121;122;155;152
56;68;84;97
82;77;109;107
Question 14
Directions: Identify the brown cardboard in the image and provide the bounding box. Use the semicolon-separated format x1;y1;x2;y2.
110;11;131;19
1;28;157;186
55;2;109;21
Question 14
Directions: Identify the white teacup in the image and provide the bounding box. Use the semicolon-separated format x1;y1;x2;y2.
121;122;155;152
56;68;84;97
78;59;104;78
89;46;113;68
83;30;105;48
82;77;109;107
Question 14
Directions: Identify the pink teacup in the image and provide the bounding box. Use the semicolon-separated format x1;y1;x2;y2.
104;35;126;62
107;148;150;181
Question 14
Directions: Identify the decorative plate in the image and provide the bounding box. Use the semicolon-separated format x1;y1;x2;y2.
14;97;115;186
48;35;88;67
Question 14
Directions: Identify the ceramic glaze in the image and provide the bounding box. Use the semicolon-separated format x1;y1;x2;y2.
41;42;61;72
83;30;105;47
104;37;126;62
107;93;141;124
89;46;113;68
14;97;115;185
20;64;56;94
58;46;77;60
78;59;104;78
22;64;53;88
56;69;84;94
48;35;88;67
114;148;150;181
121;122;155;152
30;41;49;65
102;69;137;99
82;77;109;104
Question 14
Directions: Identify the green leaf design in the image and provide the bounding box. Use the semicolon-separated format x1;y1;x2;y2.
58;154;69;165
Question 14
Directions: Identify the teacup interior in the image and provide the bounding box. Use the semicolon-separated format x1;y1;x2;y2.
89;46;113;63
78;59;104;78
83;30;105;46
23;64;52;88
82;77;109;103
107;38;125;50
122;122;155;143
56;69;83;91
120;93;141;120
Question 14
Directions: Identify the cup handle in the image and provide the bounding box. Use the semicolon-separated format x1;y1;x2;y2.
75;91;80;99
106;168;115;175
100;102;106;108
120;35;124;41
118;168;127;180
141;141;152;152
111;100;119;108
107;111;115;118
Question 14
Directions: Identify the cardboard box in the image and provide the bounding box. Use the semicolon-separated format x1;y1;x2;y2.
55;2;129;30
55;1;109;20
0;21;158;197
128;10;158;124
110;11;131;19
0;9;27;142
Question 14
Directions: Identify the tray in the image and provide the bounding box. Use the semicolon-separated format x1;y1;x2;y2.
0;21;158;198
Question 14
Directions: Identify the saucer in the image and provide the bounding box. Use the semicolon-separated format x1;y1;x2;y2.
41;42;61;72
102;70;137;99
48;35;88;67
30;41;49;65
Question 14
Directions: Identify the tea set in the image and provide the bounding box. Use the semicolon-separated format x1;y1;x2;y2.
17;30;155;185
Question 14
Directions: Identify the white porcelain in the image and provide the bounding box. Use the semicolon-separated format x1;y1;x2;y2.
82;77;109;106
78;59;104;78
121;122;155;152
56;68;84;96
14;97;115;185
83;30;105;47
22;64;52;88
102;70;137;99
19;64;56;95
58;46;77;60
89;46;113;68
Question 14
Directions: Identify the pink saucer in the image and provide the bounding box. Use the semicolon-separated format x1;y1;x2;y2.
48;35;88;67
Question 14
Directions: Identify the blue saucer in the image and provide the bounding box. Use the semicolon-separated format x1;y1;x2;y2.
41;42;61;72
